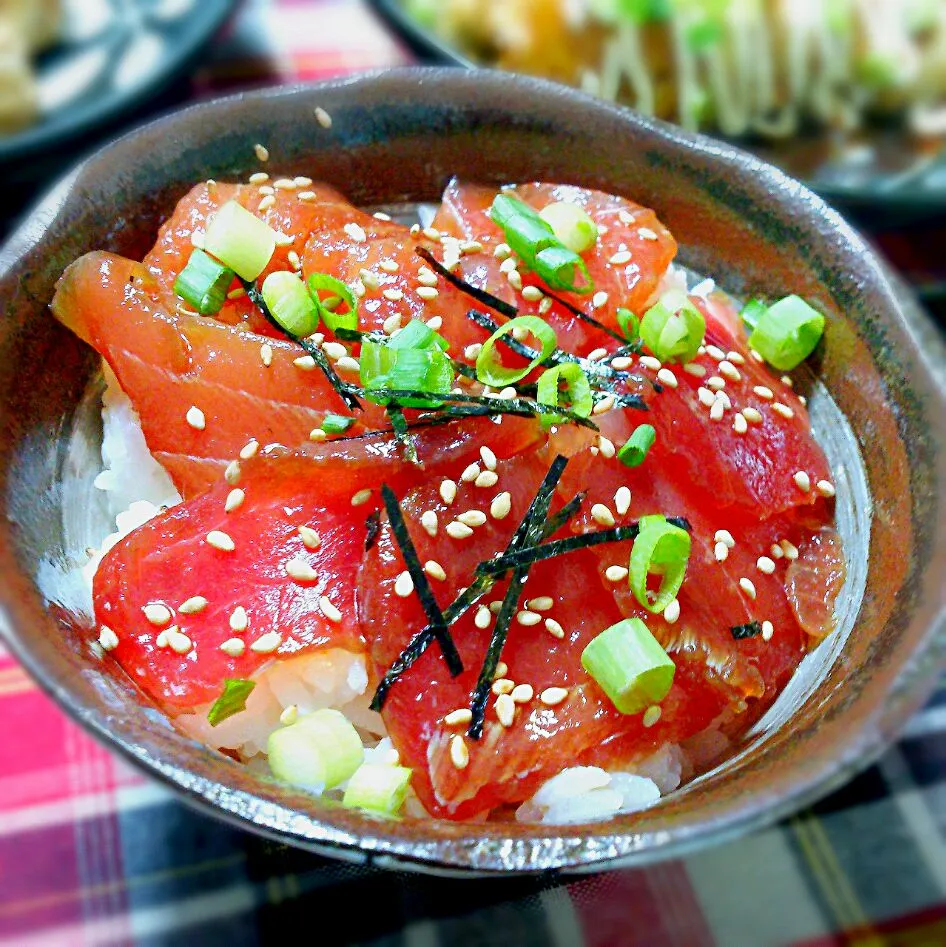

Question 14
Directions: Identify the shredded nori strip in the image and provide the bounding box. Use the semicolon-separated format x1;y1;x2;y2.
364;510;381;551
416;246;518;318
540;490;587;540
335;325;477;381
540;287;627;344
241;279;362;411
731;621;763;640
380;484;463;676
386;404;419;465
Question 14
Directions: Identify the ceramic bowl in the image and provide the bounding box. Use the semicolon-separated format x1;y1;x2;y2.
1;68;944;875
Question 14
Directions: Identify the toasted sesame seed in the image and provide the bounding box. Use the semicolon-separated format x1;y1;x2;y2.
770;543;784;559
781;375;794;388
461;463;481;483
250;631;282;654
516;610;542;627
219;638;245;658
426;316;443;332
640;355;662;371
611;356;633;371
539;686;568;707
753;385;774;400
527;597;554;612
273;178;296;191
490;492;512;520
424;560;447;582
446;521;474;540
498;386;517;399
710;399;726;422
319;596;342;623
450;734;469;769
719;361;741;382
229;606;249;632
289;527;319;553
739;577;757;599
742;407;763;424
178;596;207;615
444;708;473;727
715;530;735;548
538;297;553;314
492;678;514;695
773;402;795;420
757;556;776;575
751;349;765;363
206;530;235;552
225;488;245;513
664;598;681;624
493;242;511;259
309;428;327;442
460;240;483;255
793;471;811;492
511;683;534;704
762;620;774;641
186;406;205;430
587;347;609;362
727;351;746;365
468;469;498;491
474;606;491;630
714;541;729;562
293;355;316;371
817;480;836;498
642;706;662;728
522;285;544;301
733;413;748;435
715;390;732;410
273;231;295;248
545;618;565;639
597;436;616;459
593;394;617;415
780;540;799;560
335;356;360;373
457;510;487;529
143;603;172;627
495;693;516;727
257;184;275;196
507;270;523;291
294;174;313;187
656;368;678;389
499;256;517;274
288;250;302;270
614;486;631;516
258;195;276;212
422;226;441;241
592;503;615;527
249;171;269;185
343;222;367;243
440;479;458;504
382;287;403;302
697;387;716;408
463;342;482;360
706;345;726;361
476;445;498;471
164;627;191;655
351;489;373;506
707;376;726;392
315;106;332;128
285;558;318;582
394;571;414;598
254;143;270;162
603;566;627;584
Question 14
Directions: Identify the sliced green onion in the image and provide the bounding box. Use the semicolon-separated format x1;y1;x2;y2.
267;708;364;792
536;363;593;429
476;315;557;387
174;248;235;316
739;297;768;334
207;678;255;727
389;318;449;353
203;200;277;281
308;273;358;334
361;341;454;409
489;194;592;294
640;290;706;363
616;307;640;342
539;201;599;254
322;413;356;434
581;617;675;714
617;424;656;468
343;763;412;815
261;271;319;337
629;514;691;613
748;295;825;371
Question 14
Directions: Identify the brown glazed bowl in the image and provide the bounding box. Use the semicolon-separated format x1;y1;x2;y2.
1;69;945;875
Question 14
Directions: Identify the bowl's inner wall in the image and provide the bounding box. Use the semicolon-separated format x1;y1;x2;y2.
0;72;944;872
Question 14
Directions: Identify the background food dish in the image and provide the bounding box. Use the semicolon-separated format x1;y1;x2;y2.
1;70;943;874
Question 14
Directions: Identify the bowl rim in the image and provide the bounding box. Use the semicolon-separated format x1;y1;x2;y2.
2;66;946;875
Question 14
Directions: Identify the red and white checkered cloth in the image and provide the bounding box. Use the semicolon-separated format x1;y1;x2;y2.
4;3;946;945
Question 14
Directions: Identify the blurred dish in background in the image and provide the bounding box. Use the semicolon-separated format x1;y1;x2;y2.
0;0;235;163
379;0;946;210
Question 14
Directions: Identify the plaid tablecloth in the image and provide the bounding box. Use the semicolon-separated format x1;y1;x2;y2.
4;2;946;944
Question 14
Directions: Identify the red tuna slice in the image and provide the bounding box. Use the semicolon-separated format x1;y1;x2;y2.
358;451;733;820
92;459;370;712
52;252;362;498
143;181;350;337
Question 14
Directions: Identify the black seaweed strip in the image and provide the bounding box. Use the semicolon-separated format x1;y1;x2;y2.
364;510;381;551
416;246;519;317
334;326;478;381
540;288;627;344
731;621;763;640
540;491;587;540
380;485;462;676
386;404;419;465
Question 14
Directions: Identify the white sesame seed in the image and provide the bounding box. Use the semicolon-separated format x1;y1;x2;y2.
522;285;544;302
714;541;729;562
657;368;678;389
499;256;517;275
742;407;763;424
288;250;302;271
751;350;765;363
257;185;275;196
495;693;516;727
394;571;414;598
770;544;784;559
587;347;609;362
293;355;316;371
719;361;741;382
155;630;169;648
474;606;492;630
273;178;297;191
511;683;534;704
351;489;373;506
225;488;246;513
707;376;726;392
450;734;469;769
538;297;553;315
294;174;312;187
610;250;632;265
817;480;836;498
739;578;757;599
545;618;565;639
285;557;318;582
444;708;472;726
219;638;245;657
733;413;748;435
425;560;447;582
715;390;732;410
186;406;205;430
249;172;269;185
440;479;457;504
727;351;746;365
179;596;207;615
254;143;269;162
781;375;794;388
598;436;616;459
507;270;523;291
273;231;294;248
461;240;483;255
474;470;499;488
420;510;438;536
257;343;273;368
250;631;282;654
706;345;725;362
614;486;631;516
464;343;482;360
458;510;487;528
493;242;511;259
710;399;726;422
793;471;811;492
592;291;609;309
335;356;360;374
309;429;327;442
426;316;443;332
757;556;776;575
490;492;512;520
422;227;441;241
540;687;568;707
773;402;795;420
229;606;249;632
492;677;514;695
605;565;629;582
592;503;616;527
165;627;192;655
461;463;481;483
315;106;333;128
753;385;774;400
638;227;658;241
781;539;800;560
446;521;474;540
664;598;681;624
280;705;299;727
258;195;276;212
516;610;542;627
683;362;707;377
526;597;553;612
639;355;662;371
715;529;735;548
697;387;716;408
642;706;662;728
382;287;403;302
762;620;774;641
381;314;402;335
343;222;367;243
319;596;342;623
206;530;235;552
593;394;617;416
297;191;317;203
479;445;498;471
142;603;172;627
